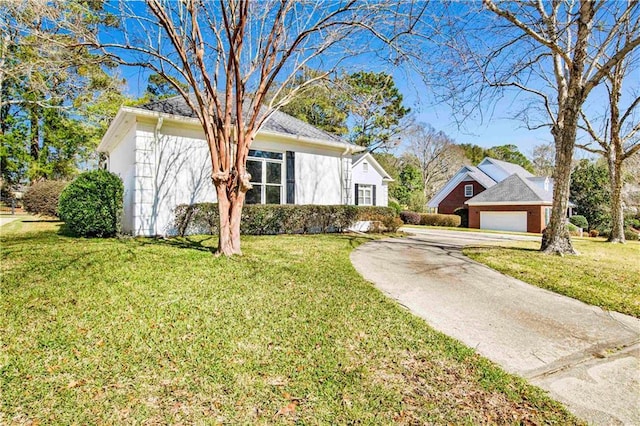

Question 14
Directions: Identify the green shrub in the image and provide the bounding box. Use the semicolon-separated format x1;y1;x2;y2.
624;228;639;241
567;222;581;236
58;170;124;237
174;204;396;236
22;180;68;217
387;200;402;216
420;213;461;227
569;215;588;230
400;211;421;225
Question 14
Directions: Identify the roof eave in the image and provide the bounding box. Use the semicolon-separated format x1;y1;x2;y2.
99;106;359;153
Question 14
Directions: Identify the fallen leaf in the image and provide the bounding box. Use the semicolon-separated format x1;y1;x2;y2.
274;401;298;417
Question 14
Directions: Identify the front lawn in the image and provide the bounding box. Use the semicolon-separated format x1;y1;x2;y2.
1;221;579;424
464;239;640;318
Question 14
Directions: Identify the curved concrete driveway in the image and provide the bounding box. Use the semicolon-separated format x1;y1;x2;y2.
351;228;640;425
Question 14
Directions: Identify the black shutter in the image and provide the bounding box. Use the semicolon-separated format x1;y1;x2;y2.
286;151;295;204
373;185;377;206
354;184;359;205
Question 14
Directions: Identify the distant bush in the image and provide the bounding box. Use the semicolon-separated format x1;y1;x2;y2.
174;204;398;236
58;170;124;237
388;200;402;216
589;229;600;238
400;211;422;225
567;222;581;236
22;180;68;217
569;215;588;230
420;213;461;227
624;228;639;241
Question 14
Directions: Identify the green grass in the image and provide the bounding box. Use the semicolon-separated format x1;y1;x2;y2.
402;224;542;237
464;239;640;318
1;220;580;424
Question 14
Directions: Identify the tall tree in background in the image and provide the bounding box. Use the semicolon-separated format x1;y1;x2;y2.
457;142;533;172
278;69;348;136
343;71;410;152
570;159;611;233
577;17;640;242
531;142;555;176
0;1;123;185
435;1;640;254
94;0;426;256
405;123;466;201
145;73;189;101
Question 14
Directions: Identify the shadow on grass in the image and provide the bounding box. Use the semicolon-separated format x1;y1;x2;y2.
134;235;216;253
23;219;62;223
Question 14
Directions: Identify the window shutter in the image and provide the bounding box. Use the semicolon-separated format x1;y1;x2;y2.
373;185;377;206
354;184;359;205
286;151;295;204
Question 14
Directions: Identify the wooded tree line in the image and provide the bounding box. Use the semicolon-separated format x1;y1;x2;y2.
1;0;638;254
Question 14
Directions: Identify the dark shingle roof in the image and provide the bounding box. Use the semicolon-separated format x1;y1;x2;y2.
139;95;347;144
466;174;553;204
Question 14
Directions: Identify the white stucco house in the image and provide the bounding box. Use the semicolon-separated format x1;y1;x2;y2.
97;96;392;236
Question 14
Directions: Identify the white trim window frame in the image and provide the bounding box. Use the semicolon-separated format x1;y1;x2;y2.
464;184;474;197
544;207;552;225
246;150;284;204
358;184;373;206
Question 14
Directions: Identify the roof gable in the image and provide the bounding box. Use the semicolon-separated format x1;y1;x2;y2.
477;157;534;182
427;165;496;208
352;153;393;181
465;174;552;205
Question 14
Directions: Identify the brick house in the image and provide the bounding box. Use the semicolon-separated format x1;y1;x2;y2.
428;157;561;233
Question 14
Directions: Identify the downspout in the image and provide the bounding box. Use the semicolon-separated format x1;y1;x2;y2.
153;117;163;235
341;146;352;205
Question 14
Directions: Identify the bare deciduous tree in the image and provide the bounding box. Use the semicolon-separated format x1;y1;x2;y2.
91;0;425;256
431;0;640;254
577;18;640;243
405;123;466;201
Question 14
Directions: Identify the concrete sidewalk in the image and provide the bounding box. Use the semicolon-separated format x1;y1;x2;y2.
351;231;640;425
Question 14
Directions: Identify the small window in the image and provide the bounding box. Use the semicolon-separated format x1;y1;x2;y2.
363;162;369;172
544;207;552;225
464;184;473;197
358;184;373;206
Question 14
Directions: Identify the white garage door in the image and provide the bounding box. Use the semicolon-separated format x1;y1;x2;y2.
480;211;527;232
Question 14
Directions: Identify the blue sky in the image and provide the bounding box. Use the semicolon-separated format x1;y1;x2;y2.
106;0;616;159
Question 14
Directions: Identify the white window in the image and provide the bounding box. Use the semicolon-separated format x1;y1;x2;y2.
245;150;283;204
464;184;474;197
363;162;369;172
358;184;373;206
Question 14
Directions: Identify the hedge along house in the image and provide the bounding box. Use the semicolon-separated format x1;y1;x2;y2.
427;157;571;233
97;96;392;236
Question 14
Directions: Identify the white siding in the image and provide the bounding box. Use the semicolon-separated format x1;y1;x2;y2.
295;151;343;205
351;159;388;207
108;120;351;236
134;122;217;236
108;123;136;233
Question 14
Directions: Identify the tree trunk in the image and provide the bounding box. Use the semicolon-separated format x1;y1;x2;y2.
215;183;244;256
29;109;39;160
541;114;579;255
541;138;577;255
607;150;625;243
